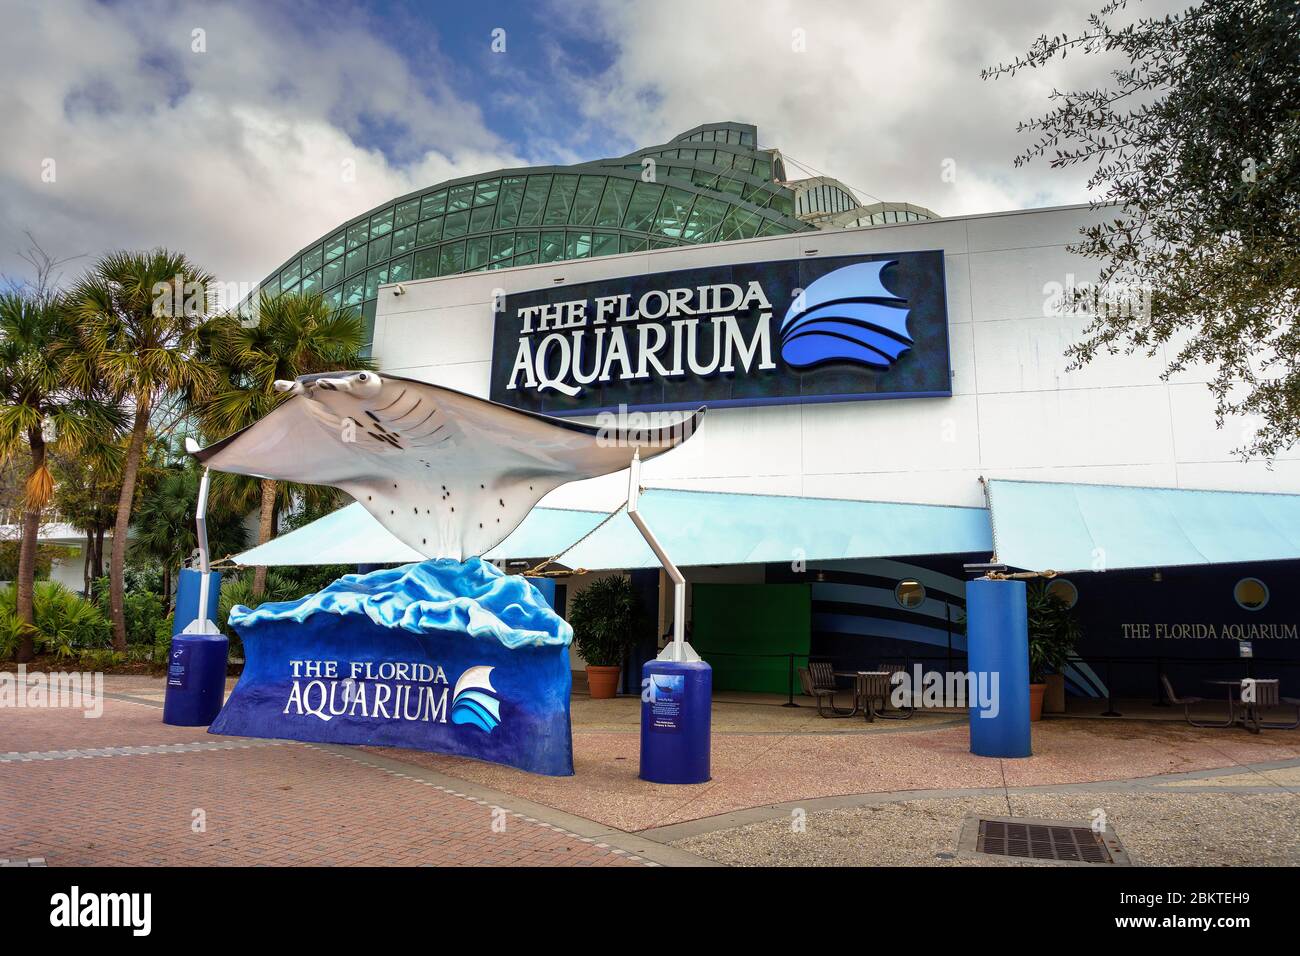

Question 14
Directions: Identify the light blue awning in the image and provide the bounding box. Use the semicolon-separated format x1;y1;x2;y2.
483;507;609;563
987;479;1300;573
555;488;992;571
228;502;607;567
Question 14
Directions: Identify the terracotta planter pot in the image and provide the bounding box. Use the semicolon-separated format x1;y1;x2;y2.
1029;682;1047;722
586;665;622;699
1043;673;1066;713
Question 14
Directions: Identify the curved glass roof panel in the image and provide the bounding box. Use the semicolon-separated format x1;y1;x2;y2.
254;122;935;348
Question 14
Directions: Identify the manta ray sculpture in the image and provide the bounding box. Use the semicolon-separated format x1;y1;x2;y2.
189;370;705;560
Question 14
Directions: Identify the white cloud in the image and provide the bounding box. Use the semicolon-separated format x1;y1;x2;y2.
554;0;1186;217
0;0;1190;292
0;0;523;287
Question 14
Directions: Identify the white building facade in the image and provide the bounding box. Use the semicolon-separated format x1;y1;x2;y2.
335;203;1300;699
372;203;1300;509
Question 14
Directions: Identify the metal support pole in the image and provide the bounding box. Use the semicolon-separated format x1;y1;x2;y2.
945;603;953;675
783;652;798;707
626;451;686;663
183;467;219;635
1101;657;1122;717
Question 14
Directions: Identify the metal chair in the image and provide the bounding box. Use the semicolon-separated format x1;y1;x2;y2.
855;672;889;722
872;663;914;719
1279;696;1300;730
1161;675;1233;728
799;662;856;717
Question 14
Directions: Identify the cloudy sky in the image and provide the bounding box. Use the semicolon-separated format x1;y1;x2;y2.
0;0;1182;289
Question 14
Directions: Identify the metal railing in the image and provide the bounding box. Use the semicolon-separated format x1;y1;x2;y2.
689;649;968;708
680;648;1299;715
1066;653;1300;718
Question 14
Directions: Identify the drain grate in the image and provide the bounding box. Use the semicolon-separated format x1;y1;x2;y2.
959;815;1130;865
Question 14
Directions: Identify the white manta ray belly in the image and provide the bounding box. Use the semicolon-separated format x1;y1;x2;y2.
191;371;705;560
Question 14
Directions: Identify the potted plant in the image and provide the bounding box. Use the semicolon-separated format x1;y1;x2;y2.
568;575;645;699
1025;581;1081;721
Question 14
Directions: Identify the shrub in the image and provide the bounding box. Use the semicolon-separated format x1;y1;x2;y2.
78;648;126;670
0;582;112;659
94;582;169;647
215;569;302;660
568;575;646;667
1026;580;1081;682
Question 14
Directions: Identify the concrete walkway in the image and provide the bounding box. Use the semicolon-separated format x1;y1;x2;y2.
4;676;1298;866
657;759;1300;866
0;684;709;867
373;694;1300;833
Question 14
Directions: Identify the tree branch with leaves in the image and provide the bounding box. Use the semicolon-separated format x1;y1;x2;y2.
984;0;1300;457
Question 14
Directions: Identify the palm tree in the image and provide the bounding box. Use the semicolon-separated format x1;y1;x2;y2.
49;439;123;595
131;457;247;611
70;250;217;651
0;291;126;660
200;290;372;597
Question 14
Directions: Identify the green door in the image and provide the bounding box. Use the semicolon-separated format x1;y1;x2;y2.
692;584;811;693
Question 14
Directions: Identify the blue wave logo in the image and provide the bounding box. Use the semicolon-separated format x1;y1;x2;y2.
451;665;501;733
780;260;912;370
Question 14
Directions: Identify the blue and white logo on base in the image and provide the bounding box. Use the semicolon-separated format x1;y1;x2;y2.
780;260;912;370
451;664;501;733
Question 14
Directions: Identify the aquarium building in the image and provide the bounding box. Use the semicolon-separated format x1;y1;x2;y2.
242;122;1300;701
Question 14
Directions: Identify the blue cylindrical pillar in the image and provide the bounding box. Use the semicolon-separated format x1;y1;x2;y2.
966;577;1031;758
526;576;557;611
162;633;229;726
172;568;221;634
639;659;711;784
164;568;227;726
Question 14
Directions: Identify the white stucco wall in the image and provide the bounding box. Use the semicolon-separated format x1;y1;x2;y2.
371;203;1300;514
0;524;112;596
47;547;86;593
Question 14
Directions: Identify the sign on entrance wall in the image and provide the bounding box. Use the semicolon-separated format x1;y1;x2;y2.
489;251;951;416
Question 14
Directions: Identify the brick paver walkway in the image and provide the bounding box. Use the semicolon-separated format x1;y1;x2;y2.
0;697;657;867
15;676;1291;867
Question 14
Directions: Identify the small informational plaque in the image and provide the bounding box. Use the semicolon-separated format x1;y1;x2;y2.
649;673;685;733
167;645;189;689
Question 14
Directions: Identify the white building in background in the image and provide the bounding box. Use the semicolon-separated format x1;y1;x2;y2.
0;522;107;595
371;202;1300;509
355;201;1300;697
244;121;1299;698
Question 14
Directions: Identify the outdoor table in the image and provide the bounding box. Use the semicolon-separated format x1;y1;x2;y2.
835;671;892;722
832;671;862;717
1204;678;1280;733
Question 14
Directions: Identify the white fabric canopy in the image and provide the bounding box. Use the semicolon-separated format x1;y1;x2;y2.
228;501;610;567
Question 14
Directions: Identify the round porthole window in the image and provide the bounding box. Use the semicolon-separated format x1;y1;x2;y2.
1046;578;1079;609
1234;578;1269;611
895;579;926;609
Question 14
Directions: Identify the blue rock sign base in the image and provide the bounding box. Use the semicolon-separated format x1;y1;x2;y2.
208;559;575;776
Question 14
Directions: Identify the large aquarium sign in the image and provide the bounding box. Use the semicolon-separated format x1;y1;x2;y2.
489;251;951;416
209;560;575;776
